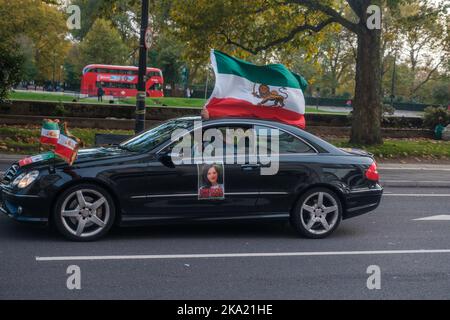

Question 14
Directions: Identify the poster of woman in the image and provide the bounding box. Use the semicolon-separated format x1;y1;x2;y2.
198;163;225;200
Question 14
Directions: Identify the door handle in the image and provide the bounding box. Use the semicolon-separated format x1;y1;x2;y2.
241;164;260;171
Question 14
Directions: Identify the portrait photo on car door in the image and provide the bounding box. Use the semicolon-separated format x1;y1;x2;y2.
198;163;225;200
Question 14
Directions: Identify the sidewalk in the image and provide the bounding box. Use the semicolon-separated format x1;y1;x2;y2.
0;154;449;188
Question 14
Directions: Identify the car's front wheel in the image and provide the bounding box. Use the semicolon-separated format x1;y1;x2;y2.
290;187;342;239
53;184;116;241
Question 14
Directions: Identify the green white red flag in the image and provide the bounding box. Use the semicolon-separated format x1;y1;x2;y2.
205;50;308;129
54;122;80;165
19;152;55;167
40;119;60;146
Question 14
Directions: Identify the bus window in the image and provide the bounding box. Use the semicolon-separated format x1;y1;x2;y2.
147;71;161;77
150;83;162;91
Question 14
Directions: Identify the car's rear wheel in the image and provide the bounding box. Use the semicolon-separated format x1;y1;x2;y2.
290;187;342;239
53;184;115;241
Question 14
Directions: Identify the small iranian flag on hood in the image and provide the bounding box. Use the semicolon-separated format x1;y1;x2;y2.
55;122;80;165
205;50;308;129
40;119;60;146
19;152;55;167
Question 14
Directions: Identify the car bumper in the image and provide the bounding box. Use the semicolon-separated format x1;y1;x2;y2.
0;185;49;223
343;184;383;219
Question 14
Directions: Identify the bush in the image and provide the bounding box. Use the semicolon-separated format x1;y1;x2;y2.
423;106;449;129
341;92;352;99
54;102;68;116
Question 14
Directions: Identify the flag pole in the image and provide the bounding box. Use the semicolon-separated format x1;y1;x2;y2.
204;67;209;100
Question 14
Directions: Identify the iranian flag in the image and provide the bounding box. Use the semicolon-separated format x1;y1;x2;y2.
55;122;80;165
205;50;308;129
19;152;55;167
40;119;60;146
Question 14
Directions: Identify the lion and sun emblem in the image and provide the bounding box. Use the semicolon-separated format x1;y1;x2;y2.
252;83;289;107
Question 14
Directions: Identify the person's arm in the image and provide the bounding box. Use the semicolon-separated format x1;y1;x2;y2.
201;107;209;120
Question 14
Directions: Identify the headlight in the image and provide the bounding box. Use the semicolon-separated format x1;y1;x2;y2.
11;173;25;187
12;171;39;189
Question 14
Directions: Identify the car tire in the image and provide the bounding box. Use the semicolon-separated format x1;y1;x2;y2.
290;187;342;239
53;184;116;241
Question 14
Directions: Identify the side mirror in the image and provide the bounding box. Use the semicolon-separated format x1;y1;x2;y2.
169;150;184;163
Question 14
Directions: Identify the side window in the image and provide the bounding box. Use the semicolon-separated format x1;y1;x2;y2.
255;125;315;154
279;131;315;153
212;125;254;161
164;125;254;162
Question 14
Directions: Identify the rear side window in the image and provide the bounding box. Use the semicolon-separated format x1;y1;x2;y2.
255;125;315;154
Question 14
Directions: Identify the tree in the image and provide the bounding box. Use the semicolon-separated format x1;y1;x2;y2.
64;45;83;91
0;0;69;85
67;0;105;41
397;1;449;99
315;28;355;96
171;0;419;145
79;19;130;66
0;49;23;103
432;82;449;105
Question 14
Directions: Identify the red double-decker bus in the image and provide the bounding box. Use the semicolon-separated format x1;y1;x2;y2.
80;64;164;98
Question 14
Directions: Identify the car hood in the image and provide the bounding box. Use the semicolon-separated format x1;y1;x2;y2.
74;147;134;163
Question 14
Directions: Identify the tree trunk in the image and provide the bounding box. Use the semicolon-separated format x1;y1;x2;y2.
331;86;336;96
350;28;383;145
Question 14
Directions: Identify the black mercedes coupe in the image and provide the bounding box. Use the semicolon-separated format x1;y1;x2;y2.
0;117;382;241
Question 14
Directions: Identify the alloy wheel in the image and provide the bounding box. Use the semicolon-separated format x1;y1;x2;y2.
60;189;110;238
299;191;339;236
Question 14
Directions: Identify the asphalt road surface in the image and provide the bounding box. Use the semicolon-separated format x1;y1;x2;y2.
1;155;450;299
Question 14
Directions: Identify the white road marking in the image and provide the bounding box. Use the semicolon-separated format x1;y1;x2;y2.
384;194;450;197
414;215;450;221
383;180;450;183
35;249;450;262
380;167;450;171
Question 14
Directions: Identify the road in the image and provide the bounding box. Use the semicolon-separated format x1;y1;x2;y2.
1;156;450;299
317;106;423;118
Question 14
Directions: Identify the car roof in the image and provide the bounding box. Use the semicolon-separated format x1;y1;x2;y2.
174;116;345;154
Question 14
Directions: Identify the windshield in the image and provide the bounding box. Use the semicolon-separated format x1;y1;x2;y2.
119;118;194;153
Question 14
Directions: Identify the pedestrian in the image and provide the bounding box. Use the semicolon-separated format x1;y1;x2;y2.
97;85;104;102
186;87;191;98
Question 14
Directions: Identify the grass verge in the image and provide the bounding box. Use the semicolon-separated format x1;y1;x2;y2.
8;91;341;114
329;138;450;161
0;125;132;154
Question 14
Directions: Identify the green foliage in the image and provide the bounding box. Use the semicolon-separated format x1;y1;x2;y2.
148;34;184;89
0;49;23;103
67;0;104;41
432;83;450;105
0;0;69;84
423;106;450;129
171;0;331;64
54;102;69;116
79;19;130;66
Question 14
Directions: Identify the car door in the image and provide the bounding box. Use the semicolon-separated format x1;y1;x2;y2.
253;124;318;214
130;123;261;218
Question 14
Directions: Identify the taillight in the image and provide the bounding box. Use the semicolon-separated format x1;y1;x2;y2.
365;162;379;181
